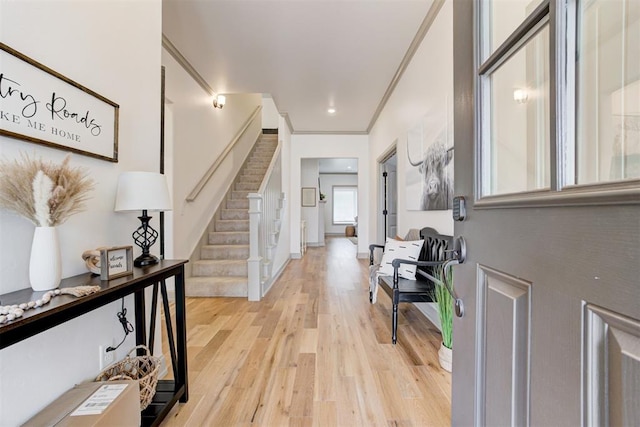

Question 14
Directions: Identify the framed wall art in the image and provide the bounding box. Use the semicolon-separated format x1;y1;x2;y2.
406;98;454;211
301;187;316;207
0;42;119;162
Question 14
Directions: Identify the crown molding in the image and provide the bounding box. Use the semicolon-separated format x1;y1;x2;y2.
366;0;446;133
162;34;214;96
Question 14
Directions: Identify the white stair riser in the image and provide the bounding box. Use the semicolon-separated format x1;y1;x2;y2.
231;191;250;200
192;261;247;276
227;199;250;209
185;279;247;297
209;232;250;245
239;174;263;183
216;220;249;232
220;210;249;220
236;182;260;191
243;168;268;175
201;245;249;260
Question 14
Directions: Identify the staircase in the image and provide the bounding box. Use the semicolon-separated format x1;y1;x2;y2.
186;133;278;297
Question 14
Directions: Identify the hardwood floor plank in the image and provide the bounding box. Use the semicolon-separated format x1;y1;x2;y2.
160;237;450;426
300;328;318;354
190;328;232;372
312;401;337;427
289;353;316;418
259;367;297;425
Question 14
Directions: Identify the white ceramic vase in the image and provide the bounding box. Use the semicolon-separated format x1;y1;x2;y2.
29;226;62;291
438;342;452;372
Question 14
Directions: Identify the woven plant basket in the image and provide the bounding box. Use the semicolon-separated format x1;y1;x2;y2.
95;345;160;410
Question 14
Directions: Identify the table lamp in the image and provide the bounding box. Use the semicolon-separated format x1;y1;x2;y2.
115;171;172;267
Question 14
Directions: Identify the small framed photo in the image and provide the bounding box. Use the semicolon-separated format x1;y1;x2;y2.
301;187;316;207
100;246;134;280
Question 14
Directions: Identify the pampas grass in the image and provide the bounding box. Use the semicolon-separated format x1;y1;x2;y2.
0;153;94;227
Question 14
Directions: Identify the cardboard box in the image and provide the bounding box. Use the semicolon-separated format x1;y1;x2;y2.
22;380;140;427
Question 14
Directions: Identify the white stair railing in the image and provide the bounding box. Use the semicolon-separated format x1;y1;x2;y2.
248;144;283;301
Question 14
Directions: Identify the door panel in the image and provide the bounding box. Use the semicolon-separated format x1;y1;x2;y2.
585;305;640;426
479;266;530;426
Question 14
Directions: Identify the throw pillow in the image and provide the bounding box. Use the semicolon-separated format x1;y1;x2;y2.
378;238;424;280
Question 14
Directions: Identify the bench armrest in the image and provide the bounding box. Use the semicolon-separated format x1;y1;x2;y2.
390;259;445;269
391;258;448;288
369;244;385;266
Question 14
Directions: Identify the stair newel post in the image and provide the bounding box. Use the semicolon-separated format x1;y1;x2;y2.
248;193;263;301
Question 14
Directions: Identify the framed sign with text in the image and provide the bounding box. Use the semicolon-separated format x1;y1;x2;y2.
100;246;134;280
0;43;119;162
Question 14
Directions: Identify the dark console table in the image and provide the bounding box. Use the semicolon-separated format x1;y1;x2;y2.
0;259;189;427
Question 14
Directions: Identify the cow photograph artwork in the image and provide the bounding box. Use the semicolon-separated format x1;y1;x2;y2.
405;112;453;211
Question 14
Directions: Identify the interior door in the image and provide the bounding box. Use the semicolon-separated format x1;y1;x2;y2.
385;154;398;238
452;1;640;426
380;151;398;240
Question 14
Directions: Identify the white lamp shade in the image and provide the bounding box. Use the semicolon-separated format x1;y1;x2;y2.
115;171;172;212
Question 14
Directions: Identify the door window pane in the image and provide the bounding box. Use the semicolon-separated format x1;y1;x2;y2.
333;186;357;225
484;25;551;196
576;0;640;184
484;0;545;59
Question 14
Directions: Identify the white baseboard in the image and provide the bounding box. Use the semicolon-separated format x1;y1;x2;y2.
414;302;441;331
291;253;301;259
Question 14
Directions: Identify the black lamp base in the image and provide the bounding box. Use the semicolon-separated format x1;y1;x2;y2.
132;210;160;268
134;253;160;268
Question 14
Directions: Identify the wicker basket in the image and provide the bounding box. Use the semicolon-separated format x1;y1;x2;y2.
95;345;160;410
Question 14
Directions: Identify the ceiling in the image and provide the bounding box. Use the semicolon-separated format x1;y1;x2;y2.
162;0;435;134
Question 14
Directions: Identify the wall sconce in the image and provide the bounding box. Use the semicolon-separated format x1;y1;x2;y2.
213;94;226;109
513;89;529;104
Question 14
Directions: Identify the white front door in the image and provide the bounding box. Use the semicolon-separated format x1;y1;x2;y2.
452;1;640;425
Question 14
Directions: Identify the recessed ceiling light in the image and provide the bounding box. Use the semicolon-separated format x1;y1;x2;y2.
327;107;336;114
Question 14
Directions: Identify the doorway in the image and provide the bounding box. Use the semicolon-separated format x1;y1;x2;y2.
378;148;397;242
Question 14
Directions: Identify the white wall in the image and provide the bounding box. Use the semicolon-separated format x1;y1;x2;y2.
300;159;320;244
290;135;370;257
319;173;359;234
368;1;454;238
0;1;162;424
162;48;262;260
261;95;280;129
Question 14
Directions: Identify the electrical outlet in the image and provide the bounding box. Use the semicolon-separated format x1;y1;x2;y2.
99;345;115;370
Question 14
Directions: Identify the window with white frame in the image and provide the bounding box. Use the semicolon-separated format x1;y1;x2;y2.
332;186;358;225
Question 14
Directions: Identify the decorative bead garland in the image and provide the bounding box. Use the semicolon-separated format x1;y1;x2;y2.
0;285;101;325
0;289;61;324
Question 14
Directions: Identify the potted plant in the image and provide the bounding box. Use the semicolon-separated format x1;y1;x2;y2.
433;265;453;372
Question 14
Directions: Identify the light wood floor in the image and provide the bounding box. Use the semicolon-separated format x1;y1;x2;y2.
161;237;451;426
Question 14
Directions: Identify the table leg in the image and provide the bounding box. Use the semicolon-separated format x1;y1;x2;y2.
135;289;147;351
174;265;188;402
